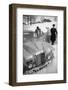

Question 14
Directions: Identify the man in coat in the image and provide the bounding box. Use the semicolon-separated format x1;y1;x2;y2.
35;26;41;37
50;24;57;45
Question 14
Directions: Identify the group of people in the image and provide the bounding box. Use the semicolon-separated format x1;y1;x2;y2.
35;24;57;45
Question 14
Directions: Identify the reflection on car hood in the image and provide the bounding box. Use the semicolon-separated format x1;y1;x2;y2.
23;38;54;61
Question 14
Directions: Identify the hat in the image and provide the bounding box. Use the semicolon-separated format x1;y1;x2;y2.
53;24;55;26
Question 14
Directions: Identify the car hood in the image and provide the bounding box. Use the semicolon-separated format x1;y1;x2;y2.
23;38;54;62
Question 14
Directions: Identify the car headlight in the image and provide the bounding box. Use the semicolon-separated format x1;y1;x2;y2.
47;51;54;60
28;64;32;69
48;55;51;59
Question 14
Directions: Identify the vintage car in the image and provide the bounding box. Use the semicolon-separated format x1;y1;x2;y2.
23;31;54;74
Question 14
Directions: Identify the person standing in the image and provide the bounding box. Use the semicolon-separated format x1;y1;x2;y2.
35;26;41;37
50;24;57;45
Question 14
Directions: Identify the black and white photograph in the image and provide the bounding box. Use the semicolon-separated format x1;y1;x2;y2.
9;4;66;86
23;15;58;75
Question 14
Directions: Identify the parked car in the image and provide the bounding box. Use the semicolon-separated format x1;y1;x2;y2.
23;31;54;74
